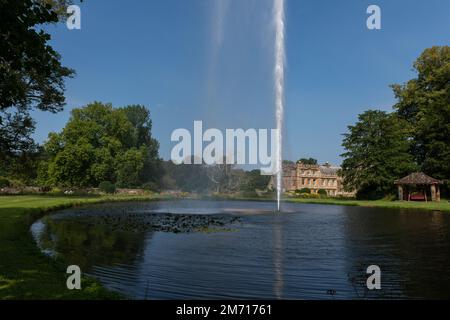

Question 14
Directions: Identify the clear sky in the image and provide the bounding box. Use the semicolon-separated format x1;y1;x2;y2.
33;0;450;165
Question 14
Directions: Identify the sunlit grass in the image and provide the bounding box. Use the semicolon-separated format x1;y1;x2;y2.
288;198;450;212
0;194;158;300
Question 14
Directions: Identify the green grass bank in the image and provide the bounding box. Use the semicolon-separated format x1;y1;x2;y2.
287;197;450;212
205;194;450;212
0;194;160;300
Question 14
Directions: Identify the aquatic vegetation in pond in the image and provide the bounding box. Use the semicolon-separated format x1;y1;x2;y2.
59;213;242;234
36;217;148;270
33;211;242;270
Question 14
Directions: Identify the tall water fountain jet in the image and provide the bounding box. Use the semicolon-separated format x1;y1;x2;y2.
274;0;285;211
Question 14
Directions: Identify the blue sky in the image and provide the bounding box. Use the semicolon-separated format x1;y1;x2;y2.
33;0;450;165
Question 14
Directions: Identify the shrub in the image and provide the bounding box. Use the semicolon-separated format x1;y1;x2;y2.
240;190;259;198
382;194;397;201
39;186;52;193
0;177;11;188
285;191;297;197
99;181;116;194
296;188;311;194
142;182;160;192
307;193;321;199
318;189;328;196
49;187;63;195
297;193;320;199
356;185;386;200
0;177;24;188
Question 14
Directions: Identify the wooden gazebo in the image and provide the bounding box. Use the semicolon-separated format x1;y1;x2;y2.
394;172;443;202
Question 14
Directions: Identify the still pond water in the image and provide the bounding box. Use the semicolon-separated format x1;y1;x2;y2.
31;200;450;299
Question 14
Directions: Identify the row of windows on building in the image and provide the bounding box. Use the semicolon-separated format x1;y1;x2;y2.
288;170;337;178
297;178;338;188
298;170;320;176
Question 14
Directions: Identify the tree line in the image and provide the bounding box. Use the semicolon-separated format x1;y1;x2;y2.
340;46;449;199
1;1;447;198
0;0;269;194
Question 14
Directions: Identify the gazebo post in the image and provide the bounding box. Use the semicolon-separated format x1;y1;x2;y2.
431;184;437;202
397;185;403;201
436;185;441;202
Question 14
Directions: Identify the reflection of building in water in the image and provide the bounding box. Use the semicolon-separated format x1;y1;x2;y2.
269;162;355;197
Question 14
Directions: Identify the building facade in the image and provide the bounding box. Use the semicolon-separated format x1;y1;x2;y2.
270;162;354;197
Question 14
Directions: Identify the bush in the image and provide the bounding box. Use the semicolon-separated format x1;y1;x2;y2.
297;193;320;199
240;190;259;198
0;177;11;188
382;194;397;201
318;189;328;196
356;185;387;200
296;188;311;194
49;187;63;195
0;177;24;188
142;181;160;192
99;181;116;194
39;186;52;193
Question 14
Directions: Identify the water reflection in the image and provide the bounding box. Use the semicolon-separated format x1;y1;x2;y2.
31;200;450;299
342;207;450;299
37;216;148;271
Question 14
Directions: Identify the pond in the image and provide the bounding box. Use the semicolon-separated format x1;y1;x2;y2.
31;200;450;299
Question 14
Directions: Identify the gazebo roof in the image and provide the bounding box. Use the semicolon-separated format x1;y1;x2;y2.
394;172;443;185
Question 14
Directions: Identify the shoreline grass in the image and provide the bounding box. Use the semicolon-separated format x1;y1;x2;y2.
286;197;450;212
0;194;162;300
201;194;450;213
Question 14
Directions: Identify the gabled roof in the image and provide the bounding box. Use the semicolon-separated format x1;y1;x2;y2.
394;172;443;185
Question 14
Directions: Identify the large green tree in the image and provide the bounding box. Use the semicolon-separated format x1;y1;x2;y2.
39;102;162;188
122;105;162;186
161;159;212;193
297;158;318;165
341;110;417;199
392;46;450;180
240;170;271;192
0;0;74;158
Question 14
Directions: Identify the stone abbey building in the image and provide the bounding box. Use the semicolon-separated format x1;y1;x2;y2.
270;162;353;197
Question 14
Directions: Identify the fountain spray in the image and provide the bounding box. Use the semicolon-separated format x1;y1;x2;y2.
274;0;285;212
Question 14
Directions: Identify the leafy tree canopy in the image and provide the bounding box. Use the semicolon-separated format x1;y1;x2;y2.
340;110;417;200
0;0;74;157
392;46;450;180
240;170;271;192
297;158;318;165
38;102;162;188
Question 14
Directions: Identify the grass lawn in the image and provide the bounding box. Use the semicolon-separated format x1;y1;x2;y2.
287;197;450;212
0;194;159;300
206;194;450;212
